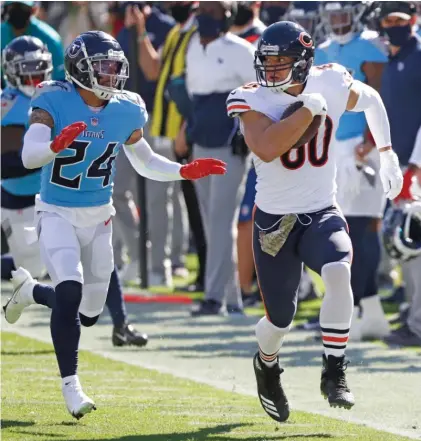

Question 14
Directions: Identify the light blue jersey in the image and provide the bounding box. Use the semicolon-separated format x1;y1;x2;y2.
1;87;41;196
315;30;388;141
31;81;148;208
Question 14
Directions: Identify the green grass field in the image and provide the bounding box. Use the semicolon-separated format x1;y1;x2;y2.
1;332;413;441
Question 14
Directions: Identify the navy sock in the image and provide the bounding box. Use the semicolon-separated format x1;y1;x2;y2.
105;267;127;328
33;283;56;309
50;281;82;378
1;255;16;280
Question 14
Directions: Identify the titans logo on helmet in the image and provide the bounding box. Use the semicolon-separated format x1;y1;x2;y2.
67;39;83;59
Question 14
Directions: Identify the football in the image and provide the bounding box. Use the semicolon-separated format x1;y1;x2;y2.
281;101;322;148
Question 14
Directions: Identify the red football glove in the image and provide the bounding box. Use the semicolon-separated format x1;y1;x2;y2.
50;121;87;153
394;168;414;202
180;158;227;180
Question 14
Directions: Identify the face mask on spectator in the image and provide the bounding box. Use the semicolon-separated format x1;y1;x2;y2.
6;4;32;30
384;24;412;47
196;14;224;38
170;3;192;23
234;3;254;26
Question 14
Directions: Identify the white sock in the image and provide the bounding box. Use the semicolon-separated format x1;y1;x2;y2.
62;374;79;388
255;316;290;367
320;262;353;358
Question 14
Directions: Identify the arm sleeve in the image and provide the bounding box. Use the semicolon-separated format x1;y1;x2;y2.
21;123;56;169
123;137;183;181
409;125;421;167
348;80;391;150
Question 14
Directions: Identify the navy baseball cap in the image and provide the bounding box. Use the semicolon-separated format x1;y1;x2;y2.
378;1;416;21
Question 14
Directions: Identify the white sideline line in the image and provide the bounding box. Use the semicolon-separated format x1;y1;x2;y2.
3;327;419;440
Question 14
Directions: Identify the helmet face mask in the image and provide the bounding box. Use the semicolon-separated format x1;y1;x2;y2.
322;2;365;45
383;202;421;262
65;32;129;101
3;37;52;97
254;22;314;92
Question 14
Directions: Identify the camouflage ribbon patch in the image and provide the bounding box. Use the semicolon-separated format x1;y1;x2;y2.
258;214;297;257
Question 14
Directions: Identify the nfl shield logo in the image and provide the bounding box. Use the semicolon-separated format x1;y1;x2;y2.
91;117;99;126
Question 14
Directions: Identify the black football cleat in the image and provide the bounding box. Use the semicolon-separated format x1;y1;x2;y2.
112;323;148;347
320;354;355;409
253;352;290;422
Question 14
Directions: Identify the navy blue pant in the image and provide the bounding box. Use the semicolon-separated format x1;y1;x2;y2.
253;205;352;328
346;216;380;306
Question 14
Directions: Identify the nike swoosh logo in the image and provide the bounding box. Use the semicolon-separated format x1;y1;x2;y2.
105;217;112;226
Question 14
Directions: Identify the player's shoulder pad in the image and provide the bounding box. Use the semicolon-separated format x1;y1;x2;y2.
314;62;354;89
118;90;146;109
1;88;18;105
32;80;72;100
1;89;19;120
226;82;260;118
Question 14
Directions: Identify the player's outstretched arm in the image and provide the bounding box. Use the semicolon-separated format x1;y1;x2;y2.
124;129;226;181
346;81;403;200
22;109;86;169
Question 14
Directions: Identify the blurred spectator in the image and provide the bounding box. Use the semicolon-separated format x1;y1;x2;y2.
260;1;290;26
131;2;198;286
42;2;109;47
230;1;265;306
377;1;421;347
130;1;208;291
1;1;64;83
108;1;127;37
230;1;265;42
179;1;255;316
285;2;325;45
113;3;176;285
316;1;390;341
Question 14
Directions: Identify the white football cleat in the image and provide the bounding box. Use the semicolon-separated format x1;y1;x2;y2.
62;375;96;420
3;267;36;324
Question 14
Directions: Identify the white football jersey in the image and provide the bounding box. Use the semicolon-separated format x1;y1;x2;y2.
227;63;353;214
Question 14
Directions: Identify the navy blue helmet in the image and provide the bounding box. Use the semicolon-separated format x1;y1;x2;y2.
64;31;129;101
320;1;367;45
254;21;314;92
2;35;52;97
382;202;421;262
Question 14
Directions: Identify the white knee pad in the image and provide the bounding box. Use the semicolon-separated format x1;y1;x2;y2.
321;261;352;294
79;282;109;318
38;214;83;287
